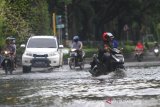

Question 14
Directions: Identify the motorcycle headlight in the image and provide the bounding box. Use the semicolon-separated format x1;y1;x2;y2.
4;51;8;54
154;49;159;53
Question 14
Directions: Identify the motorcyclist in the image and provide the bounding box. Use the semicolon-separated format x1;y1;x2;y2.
1;37;16;69
112;38;119;48
4;38;16;55
11;39;17;68
102;32;115;71
71;35;83;62
90;32;115;71
135;41;144;52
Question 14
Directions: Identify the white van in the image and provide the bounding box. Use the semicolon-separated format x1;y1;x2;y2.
21;36;63;73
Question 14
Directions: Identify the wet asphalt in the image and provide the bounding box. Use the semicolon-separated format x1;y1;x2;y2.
0;51;160;107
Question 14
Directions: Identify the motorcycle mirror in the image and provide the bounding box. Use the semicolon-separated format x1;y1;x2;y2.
120;48;124;52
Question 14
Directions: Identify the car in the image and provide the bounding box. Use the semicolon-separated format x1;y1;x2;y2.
21;35;63;73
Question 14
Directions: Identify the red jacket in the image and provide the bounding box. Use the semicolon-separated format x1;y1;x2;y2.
135;42;144;50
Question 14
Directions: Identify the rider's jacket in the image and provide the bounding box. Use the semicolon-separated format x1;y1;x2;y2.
112;39;118;48
72;41;82;50
4;45;15;54
135;42;144;51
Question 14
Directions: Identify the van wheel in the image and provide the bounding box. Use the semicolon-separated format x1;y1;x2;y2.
23;66;31;73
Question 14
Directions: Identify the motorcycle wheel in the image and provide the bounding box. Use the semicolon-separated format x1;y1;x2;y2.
9;69;13;75
79;59;85;70
4;67;8;75
79;62;84;70
155;53;159;57
23;66;31;73
4;60;9;75
69;57;75;69
137;55;143;62
90;66;101;77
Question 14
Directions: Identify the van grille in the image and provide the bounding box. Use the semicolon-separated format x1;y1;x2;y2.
33;54;48;57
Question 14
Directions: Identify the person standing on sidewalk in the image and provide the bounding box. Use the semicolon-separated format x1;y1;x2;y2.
11;39;17;69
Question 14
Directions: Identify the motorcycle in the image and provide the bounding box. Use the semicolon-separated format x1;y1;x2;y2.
153;47;159;57
1;50;14;75
135;49;143;62
89;48;125;77
68;48;85;70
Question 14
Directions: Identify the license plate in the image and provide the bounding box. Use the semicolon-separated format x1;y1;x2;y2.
35;61;44;64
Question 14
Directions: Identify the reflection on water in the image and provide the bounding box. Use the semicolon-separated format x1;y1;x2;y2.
0;66;160;107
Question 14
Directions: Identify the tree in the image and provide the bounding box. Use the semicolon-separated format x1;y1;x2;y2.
3;0;51;43
0;0;6;46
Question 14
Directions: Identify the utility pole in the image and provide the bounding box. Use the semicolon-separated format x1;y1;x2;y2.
65;4;69;46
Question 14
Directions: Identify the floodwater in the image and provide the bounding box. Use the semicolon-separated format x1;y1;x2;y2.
0;65;160;107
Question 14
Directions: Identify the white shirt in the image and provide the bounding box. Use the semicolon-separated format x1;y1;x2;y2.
72;41;82;50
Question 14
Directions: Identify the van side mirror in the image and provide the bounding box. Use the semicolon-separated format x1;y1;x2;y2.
20;44;26;48
59;45;64;49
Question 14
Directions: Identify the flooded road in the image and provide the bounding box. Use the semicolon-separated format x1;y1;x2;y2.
0;64;160;107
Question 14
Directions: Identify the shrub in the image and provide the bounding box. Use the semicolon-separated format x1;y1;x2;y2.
63;48;97;62
123;45;135;53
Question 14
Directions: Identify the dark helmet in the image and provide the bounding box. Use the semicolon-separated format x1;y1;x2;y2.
6;37;15;44
5;39;10;44
102;32;114;42
73;36;79;42
6;37;12;44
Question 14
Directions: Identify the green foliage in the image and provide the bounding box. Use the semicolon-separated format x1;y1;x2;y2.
0;0;6;38
0;0;51;44
55;0;160;41
124;41;134;46
3;0;31;40
29;0;51;35
1;0;160;45
123;45;135;54
63;48;97;61
83;48;97;58
58;0;72;4
0;38;5;47
156;23;160;40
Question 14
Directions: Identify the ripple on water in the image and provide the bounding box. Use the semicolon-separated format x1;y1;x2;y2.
0;66;160;106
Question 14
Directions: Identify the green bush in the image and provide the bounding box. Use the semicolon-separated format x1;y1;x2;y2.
83;48;97;57
124;40;134;45
147;42;155;48
123;45;135;54
63;48;97;60
0;38;5;48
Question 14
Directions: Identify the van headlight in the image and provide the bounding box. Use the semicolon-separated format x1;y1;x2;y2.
49;52;58;56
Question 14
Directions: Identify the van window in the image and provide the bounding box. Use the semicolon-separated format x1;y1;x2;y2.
27;38;57;48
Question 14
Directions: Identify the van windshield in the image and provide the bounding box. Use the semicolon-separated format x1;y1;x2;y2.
27;38;57;48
